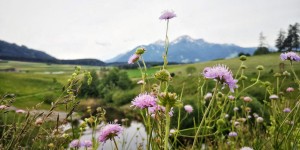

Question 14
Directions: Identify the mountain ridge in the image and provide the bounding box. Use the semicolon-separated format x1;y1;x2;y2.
107;35;256;63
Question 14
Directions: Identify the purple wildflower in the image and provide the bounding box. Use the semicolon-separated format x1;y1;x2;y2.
128;54;140;64
283;108;291;113
228;95;235;100
240;147;253;150
69;139;81;148
184;105;193;114
286;87;294;92
0;105;7;110
98;123;123;143
269;94;279;100
16;109;26;114
280;52;300;61
159;10;176;20
82;140;92;148
228;131;238;137
131;93;157;109
203;64;238;92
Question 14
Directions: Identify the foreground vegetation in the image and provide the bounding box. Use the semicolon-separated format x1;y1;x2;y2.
0;11;300;150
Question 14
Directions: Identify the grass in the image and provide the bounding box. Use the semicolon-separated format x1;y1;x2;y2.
0;53;299;110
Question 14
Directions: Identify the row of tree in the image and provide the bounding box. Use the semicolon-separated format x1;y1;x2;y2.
275;23;299;51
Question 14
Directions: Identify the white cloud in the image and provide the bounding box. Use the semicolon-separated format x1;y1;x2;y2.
0;0;299;61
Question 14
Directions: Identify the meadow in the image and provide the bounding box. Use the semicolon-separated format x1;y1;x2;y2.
1;11;300;149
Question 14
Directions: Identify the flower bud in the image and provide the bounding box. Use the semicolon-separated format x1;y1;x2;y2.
239;75;248;81
256;65;264;71
273;73;281;77
241;65;247;69
135;47;146;55
239;55;247;61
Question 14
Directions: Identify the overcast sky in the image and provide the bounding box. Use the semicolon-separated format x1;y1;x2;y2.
0;0;299;61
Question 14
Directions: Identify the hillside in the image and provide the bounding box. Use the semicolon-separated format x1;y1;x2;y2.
107;35;256;63
0;40;105;66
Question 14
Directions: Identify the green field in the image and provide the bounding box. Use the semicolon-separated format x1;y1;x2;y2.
0;53;299;109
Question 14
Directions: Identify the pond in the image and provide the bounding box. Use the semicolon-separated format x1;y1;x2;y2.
64;121;147;150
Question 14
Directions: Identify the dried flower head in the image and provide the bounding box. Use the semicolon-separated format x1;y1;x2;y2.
159;10;176;20
256;117;264;123
35;118;43;126
203;64;237;92
148;105;174;117
98;123;123;143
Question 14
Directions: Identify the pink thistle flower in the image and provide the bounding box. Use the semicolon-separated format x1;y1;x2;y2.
283;108;291;113
286;87;294;92
204;93;212;100
16;109;26;114
131;93;157;109
0;105;7;110
184;105;193;114
82;140;93;148
128;54;140;64
269;94;279;100
280;52;300;61
228;95;235;100
243;96;252;102
69;139;81;148
203;64;238;92
159;10;176;20
98;123;123;143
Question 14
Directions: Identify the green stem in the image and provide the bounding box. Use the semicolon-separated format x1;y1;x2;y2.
113;137;119;150
164;104;171;150
163;20;169;69
191;82;218;149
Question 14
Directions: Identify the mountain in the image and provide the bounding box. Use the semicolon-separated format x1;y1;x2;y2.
0;40;56;62
107;35;256;63
0;40;105;66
